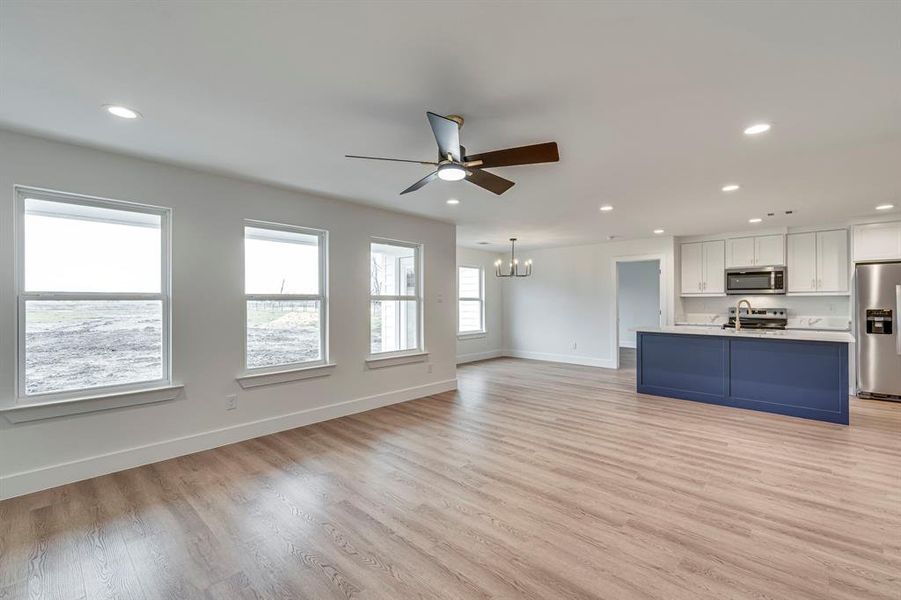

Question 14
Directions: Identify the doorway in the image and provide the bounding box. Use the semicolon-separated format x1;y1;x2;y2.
615;259;662;371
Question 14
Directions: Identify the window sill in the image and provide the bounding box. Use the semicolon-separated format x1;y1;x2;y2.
457;332;488;340
1;385;184;424
365;351;429;369
237;363;336;389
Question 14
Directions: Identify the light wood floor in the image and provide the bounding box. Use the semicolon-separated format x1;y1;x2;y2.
2;354;900;600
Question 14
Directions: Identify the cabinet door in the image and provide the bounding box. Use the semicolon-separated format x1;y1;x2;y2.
786;232;817;293
702;240;725;294
726;237;756;268
755;234;785;266
816;229;849;293
680;242;703;295
853;222;901;262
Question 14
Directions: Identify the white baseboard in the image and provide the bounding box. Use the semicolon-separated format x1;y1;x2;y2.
619;340;637;349
456;349;504;364
0;378;457;501
503;349;616;369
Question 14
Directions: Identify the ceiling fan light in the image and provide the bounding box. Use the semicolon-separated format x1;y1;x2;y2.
437;164;466;181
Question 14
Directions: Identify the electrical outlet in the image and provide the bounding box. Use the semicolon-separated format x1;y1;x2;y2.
225;394;237;411
427;363;433;374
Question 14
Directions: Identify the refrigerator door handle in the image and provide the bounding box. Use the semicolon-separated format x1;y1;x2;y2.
897;285;901;356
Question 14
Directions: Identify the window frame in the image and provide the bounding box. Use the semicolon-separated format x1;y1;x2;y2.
15;186;172;404
242;219;329;374
369;237;423;358
457;265;486;336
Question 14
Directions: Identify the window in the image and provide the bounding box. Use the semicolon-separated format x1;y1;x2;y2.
458;266;485;334
370;239;421;354
244;222;327;371
17;188;170;400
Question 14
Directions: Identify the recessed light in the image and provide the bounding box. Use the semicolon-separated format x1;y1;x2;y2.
876;204;894;210
749;218;762;223
721;184;740;192
104;105;141;119
446;198;460;205
743;123;771;135
599;205;614;212
653;229;664;235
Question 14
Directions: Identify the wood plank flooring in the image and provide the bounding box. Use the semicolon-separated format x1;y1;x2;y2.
2;353;900;600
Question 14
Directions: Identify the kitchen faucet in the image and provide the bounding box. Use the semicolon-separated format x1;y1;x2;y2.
735;299;752;331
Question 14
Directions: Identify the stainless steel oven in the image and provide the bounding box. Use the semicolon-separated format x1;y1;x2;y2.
725;266;786;295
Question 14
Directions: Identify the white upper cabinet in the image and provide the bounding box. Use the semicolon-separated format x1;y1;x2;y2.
786;229;848;294
726;237;756;268
681;240;725;296
853;222;901;262
755;235;785;266
725;234;785;268
680;242;703;295
816;229;849;293
703;239;725;294
787;232;817;293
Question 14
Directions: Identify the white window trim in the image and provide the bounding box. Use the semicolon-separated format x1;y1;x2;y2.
13;186;174;409
457;265;486;336
237;362;336;389
1;385;184;423
369;237;424;358
240;219;330;380
365;350;429;369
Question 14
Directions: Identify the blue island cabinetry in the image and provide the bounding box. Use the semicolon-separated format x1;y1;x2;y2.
636;331;849;425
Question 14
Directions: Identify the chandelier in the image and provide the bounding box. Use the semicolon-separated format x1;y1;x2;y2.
495;238;532;278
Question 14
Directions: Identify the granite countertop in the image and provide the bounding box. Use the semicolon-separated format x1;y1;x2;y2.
638;325;855;344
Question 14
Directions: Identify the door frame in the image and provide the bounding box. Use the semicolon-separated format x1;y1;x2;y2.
611;253;666;369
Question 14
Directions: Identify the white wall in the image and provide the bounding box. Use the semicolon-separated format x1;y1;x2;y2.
0;130;457;500
456;247;504;363
617;260;660;348
502;237;676;368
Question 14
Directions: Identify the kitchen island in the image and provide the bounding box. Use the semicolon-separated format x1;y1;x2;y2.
636;326;854;424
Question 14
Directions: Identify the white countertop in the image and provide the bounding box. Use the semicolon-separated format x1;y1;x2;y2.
638;325;855;344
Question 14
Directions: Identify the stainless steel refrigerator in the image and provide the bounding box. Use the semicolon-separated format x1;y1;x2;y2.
857;261;901;400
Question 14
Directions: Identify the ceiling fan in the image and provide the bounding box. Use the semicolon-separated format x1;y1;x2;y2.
346;112;559;195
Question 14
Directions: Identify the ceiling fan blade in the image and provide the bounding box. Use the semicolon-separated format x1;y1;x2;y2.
346;154;438;165
464;142;559;169
466;169;516;195
400;171;439;195
426;112;461;161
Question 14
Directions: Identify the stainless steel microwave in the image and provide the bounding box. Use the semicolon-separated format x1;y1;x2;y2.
725;266;786;295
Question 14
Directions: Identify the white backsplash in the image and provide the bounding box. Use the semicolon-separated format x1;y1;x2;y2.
678;295;851;330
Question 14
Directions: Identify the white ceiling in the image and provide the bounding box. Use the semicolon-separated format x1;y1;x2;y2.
1;1;899;250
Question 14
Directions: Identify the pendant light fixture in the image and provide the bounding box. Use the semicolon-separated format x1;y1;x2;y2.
495;238;532;278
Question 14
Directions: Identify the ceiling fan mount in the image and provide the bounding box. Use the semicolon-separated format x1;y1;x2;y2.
346;111;559;195
444;114;465;127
